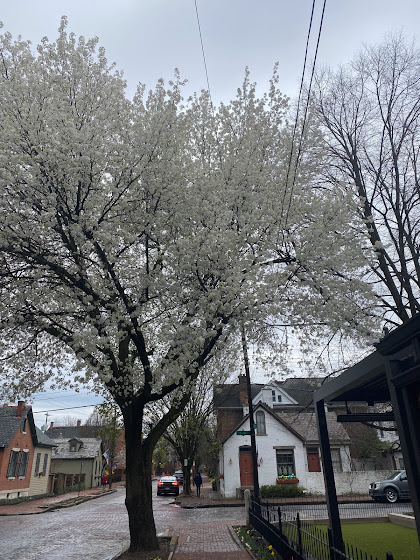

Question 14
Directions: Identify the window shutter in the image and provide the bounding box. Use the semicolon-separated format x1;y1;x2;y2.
18;451;29;477
7;451;18;477
34;452;41;476
42;453;48;476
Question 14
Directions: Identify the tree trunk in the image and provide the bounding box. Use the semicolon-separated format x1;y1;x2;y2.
123;401;159;552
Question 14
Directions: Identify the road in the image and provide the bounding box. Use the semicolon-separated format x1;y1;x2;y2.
0;482;246;560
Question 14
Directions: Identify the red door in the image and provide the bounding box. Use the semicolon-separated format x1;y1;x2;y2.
239;447;253;486
307;450;321;472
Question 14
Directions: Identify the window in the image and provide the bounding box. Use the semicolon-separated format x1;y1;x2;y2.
21;419;27;433
42;454;48;476
7;450;29;478
277;394;282;403
256;411;266;434
276;450;295;476
271;390;276;402
331;449;342;472
70;443;76;452
7;451;19;478
34;453;41;476
18;451;29;477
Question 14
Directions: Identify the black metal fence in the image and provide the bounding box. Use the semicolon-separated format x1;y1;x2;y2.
249;498;394;560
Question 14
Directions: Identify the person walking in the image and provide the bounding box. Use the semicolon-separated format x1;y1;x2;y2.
194;471;203;497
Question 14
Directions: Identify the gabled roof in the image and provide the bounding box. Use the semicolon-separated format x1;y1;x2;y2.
51;437;102;460
221;402;350;445
252;381;299;406
214;377;325;410
0;404;34;448
35;426;57;448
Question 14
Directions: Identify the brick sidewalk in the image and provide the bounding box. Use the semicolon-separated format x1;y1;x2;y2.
0;486;116;515
175;482;244;509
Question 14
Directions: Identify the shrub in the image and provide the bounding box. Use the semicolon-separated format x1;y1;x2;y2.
260;484;305;498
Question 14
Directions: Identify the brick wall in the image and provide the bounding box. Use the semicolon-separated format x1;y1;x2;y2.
217;409;243;440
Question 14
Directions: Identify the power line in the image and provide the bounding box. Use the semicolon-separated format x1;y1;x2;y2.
194;0;212;104
31;404;102;414
282;0;328;231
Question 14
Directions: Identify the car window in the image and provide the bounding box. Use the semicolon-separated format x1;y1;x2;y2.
387;471;402;480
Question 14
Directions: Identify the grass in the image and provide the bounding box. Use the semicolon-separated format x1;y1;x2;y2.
309;523;420;560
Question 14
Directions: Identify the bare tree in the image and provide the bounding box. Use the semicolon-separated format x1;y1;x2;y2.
313;33;420;325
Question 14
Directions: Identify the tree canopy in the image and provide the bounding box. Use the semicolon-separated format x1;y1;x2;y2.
0;19;375;550
313;33;420;326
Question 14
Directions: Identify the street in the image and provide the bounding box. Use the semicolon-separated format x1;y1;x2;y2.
0;482;246;560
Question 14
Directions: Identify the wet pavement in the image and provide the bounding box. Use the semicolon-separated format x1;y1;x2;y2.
0;483;249;560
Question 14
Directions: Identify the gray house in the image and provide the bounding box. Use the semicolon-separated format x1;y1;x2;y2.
48;434;103;491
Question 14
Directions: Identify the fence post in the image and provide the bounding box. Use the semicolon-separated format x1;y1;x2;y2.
386;553;394;560
278;506;282;537
327;526;336;560
296;512;303;557
244;489;251;526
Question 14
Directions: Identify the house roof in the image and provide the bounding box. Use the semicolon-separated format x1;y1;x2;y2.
35;426;57;448
214;377;325;410
51;437;102;460
221;402;350;445
0;404;33;448
276;411;350;444
214;383;264;409
46;425;101;439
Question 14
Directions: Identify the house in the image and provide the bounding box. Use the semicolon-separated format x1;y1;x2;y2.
46;425;104;491
29;426;57;496
215;376;352;498
0;401;54;500
47;420;126;482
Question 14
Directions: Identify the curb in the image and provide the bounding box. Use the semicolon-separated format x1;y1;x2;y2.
177;502;244;509
0;488;118;516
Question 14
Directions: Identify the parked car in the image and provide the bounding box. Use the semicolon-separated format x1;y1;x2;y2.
173;470;184;484
369;470;410;503
157;476;180;496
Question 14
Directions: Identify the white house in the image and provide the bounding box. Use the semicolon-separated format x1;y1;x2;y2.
216;376;355;498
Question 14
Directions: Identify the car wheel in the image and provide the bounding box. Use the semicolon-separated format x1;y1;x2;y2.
385;488;399;503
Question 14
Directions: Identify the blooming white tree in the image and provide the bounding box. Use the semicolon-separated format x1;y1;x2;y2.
0;20;375;551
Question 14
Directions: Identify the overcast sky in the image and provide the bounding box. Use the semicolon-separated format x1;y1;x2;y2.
2;0;420;104
3;0;419;427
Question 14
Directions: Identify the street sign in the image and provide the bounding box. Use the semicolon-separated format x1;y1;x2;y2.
236;430;252;436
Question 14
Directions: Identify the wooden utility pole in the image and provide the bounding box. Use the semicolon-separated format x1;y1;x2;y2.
241;325;260;500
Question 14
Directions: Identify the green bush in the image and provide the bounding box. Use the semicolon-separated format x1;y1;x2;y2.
260;484;305;498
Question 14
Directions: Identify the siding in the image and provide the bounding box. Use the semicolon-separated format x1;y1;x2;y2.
28;448;52;496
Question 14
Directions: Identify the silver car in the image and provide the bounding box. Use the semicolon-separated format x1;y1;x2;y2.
369;470;410;503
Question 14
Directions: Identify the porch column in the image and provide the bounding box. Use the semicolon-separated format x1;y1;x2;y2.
316;399;344;552
384;356;420;545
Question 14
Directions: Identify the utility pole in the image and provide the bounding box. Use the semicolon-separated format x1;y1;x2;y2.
241;324;260;500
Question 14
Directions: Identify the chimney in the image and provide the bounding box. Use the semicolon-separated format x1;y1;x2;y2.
238;375;248;405
16;400;25;417
77;419;81;427
49;421;54;430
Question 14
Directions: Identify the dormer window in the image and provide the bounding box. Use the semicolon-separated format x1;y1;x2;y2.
70;443;76;452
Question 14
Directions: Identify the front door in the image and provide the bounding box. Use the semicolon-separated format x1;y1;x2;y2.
307;448;321;472
239;446;253;487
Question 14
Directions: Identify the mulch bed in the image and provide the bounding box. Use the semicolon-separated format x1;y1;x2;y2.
115;537;172;560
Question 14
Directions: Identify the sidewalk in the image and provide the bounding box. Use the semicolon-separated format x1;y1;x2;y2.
171;482;249;560
175;482;244;509
0;485;117;515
